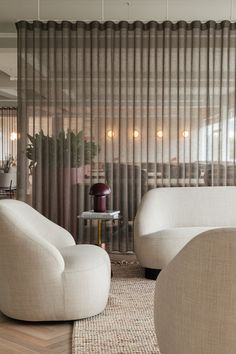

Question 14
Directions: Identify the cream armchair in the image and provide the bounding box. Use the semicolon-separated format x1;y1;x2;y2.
0;199;110;321
154;228;236;354
134;186;236;278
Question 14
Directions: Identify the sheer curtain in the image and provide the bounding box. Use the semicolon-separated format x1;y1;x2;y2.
0;107;17;167
17;20;236;252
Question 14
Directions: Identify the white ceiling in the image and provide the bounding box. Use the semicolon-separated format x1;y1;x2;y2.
0;0;236;106
1;0;236;32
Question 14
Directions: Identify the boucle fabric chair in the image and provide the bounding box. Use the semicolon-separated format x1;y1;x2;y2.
134;186;236;278
0;199;110;321
154;228;236;354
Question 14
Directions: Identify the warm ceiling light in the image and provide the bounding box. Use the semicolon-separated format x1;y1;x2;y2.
133;130;139;138
182;130;189;138
157;130;163;138
10;132;17;141
107;130;115;138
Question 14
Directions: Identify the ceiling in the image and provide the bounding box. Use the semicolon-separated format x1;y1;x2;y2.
2;0;134;107
0;0;235;107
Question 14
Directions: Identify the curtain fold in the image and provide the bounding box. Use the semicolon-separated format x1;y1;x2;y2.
17;20;236;252
0;107;17;167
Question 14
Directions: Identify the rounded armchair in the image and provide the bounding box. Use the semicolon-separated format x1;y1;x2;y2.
134;186;236;277
0;199;110;321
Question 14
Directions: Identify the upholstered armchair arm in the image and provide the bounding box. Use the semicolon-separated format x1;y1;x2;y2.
154;228;236;354
134;190;162;238
0;217;66;320
60;244;111;320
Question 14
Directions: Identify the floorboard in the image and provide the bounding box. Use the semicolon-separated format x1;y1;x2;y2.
0;313;72;354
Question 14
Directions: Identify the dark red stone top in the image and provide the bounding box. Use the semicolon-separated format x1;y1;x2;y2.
89;183;111;196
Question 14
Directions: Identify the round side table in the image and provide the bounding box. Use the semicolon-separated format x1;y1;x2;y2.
78;211;122;249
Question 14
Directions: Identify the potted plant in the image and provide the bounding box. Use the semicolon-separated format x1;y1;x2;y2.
26;130;99;183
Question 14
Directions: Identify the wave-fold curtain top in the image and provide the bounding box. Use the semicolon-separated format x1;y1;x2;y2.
17;20;236;252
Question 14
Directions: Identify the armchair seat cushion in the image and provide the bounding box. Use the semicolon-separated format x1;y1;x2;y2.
135;227;217;269
61;244;110;272
61;244;111;320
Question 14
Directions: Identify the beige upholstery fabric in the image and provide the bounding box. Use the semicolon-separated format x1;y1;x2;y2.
0;199;110;321
134;186;236;269
154;228;236;354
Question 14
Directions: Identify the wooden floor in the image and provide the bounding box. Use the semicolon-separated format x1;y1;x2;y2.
0;312;73;354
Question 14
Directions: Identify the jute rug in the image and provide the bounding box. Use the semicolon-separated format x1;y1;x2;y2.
72;261;160;354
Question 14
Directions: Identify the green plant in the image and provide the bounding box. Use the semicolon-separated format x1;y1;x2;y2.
26;130;99;173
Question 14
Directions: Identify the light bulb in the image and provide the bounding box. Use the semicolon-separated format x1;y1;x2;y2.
10;132;17;141
107;130;115;138
182;130;189;138
157;130;163;138
133;130;139;138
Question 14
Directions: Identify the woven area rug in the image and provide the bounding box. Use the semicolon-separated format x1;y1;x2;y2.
72;261;160;354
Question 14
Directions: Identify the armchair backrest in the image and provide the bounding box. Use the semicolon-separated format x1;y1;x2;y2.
0;199;75;249
0;199;75;317
155;228;236;354
135;187;236;237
